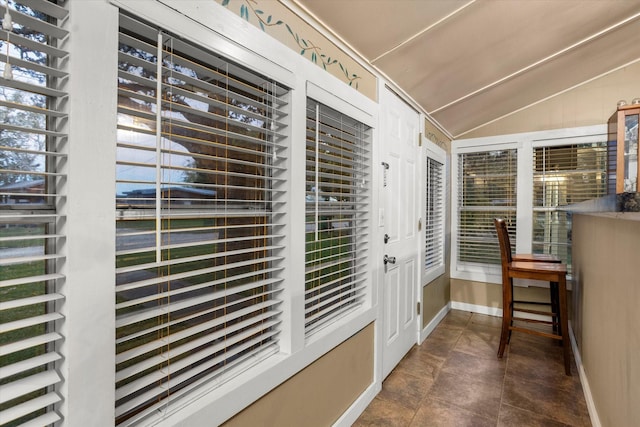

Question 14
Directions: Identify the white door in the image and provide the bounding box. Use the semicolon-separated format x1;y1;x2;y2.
381;88;420;378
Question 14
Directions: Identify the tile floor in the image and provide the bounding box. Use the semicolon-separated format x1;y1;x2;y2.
354;309;591;426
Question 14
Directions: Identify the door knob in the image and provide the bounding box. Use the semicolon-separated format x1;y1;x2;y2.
383;255;396;265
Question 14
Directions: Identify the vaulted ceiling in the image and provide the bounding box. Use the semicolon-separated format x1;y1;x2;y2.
292;0;640;138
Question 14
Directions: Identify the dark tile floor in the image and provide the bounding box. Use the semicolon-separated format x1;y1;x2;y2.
354;309;591;427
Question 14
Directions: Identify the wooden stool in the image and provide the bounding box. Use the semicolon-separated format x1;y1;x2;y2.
494;218;571;375
495;220;562;336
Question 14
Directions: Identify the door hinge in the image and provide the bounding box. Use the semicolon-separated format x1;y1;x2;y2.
418;132;423;147
418;218;422;231
416;302;421;315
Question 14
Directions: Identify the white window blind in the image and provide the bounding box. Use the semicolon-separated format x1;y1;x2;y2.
116;14;288;425
425;157;444;272
0;1;67;426
532;143;608;272
457;149;517;265
304;99;370;336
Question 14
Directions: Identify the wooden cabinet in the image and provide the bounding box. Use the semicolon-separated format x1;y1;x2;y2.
609;104;640;193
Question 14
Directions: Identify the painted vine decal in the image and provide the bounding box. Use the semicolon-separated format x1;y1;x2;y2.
221;0;361;88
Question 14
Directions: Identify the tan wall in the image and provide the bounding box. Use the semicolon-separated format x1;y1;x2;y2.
463;61;640;139
450;278;552;310
572;213;640;427
223;323;374;427
422;274;450;328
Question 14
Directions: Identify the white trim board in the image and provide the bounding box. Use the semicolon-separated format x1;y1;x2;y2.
569;323;601;427
451;301;502;317
420;303;451;344
332;381;381;427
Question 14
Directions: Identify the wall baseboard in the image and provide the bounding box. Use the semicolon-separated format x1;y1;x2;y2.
420;302;451;343
569;323;601;427
450;301;501;317
333;372;380;426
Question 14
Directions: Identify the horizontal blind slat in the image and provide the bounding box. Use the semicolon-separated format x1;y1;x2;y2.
0;332;63;357
0;352;62;380
0;312;64;334
0;370;62;404
18;412;63;427
0;273;64;288
0;392;61;426
0;293;64;311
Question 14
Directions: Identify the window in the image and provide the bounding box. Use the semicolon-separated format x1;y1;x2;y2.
452;126;609;282
532;143;608;272
456;149;517;266
115;14;288;425
0;1;68;425
304;98;370;336
425;153;445;279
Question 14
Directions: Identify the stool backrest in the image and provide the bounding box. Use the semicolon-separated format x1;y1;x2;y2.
493;218;513;265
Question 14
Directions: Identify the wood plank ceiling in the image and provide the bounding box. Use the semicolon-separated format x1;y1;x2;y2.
291;0;640;138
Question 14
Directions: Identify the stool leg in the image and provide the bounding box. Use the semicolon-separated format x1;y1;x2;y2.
508;281;514;344
558;275;571;375
550;281;559;334
498;277;512;358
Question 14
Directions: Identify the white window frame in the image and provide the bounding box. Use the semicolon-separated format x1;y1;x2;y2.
451;124;608;285
114;13;292;425
422;142;447;285
303;82;374;339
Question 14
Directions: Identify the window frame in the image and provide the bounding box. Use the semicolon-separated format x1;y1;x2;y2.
423;142;447;285
114;13;292;425
303;95;372;337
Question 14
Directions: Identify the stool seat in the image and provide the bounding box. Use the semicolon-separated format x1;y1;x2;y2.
509;260;567;276
512;254;561;263
494;218;571;376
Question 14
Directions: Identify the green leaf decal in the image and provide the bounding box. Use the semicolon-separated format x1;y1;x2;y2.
220;0;363;93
